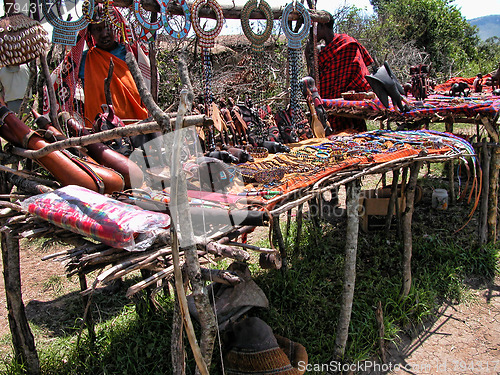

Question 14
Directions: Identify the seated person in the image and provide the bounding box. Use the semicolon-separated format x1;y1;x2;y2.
306;13;374;133
78;10;149;126
473;73;483;93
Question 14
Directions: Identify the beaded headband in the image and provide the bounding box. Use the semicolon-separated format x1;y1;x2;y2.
42;0;93;46
0;13;49;66
240;0;274;52
160;0;192;40
191;0;224;48
281;1;310;49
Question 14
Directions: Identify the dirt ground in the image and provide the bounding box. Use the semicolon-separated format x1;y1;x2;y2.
0;236;498;374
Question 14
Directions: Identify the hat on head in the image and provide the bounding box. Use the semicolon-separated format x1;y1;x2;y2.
223;317;308;375
0;13;49;67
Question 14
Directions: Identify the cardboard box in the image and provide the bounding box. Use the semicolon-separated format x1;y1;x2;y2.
359;187;405;232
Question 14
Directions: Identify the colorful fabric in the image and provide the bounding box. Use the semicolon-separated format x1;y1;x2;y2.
322;96;500;118
21;185;170;251
317;34;374;132
83;46;149;124
43;29;87;115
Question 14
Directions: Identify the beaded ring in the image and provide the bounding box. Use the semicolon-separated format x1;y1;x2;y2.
134;0;163;42
160;0;192;40
83;0;110;24
42;0;92;45
281;1;310;49
240;0;273;52
191;0;224;48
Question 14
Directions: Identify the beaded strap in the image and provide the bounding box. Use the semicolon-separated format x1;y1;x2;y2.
134;0;163;42
191;0;224;48
0;106;13;126
160;0;192;40
42;0;92;45
240;0;273;52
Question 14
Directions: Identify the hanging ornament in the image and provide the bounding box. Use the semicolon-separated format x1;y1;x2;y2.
240;0;273;52
0;13;49;66
160;0;192;40
191;0;224;48
42;0;92;46
134;0;164;42
282;2;310;132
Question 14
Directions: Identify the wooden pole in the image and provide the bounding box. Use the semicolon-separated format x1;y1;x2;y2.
488;147;500;243
385;168;400;232
111;0;332;22
479;139;491;244
294;203;304;255
448;159;456;205
1;231;40;374
272;215;287;270
39;53;61;132
401;161;422;298
334;179;360;358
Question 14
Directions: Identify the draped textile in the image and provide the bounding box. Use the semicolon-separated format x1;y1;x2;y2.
84;47;149;124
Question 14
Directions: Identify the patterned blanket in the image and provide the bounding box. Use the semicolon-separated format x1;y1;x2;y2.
21;185;170;251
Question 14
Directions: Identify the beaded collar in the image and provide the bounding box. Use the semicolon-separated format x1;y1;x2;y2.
42;0;92;45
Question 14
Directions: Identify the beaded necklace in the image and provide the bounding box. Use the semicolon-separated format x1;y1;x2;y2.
192;0;224;150
281;2;310;132
240;0;273;53
134;0;163;42
160;0;192;40
42;0;92;45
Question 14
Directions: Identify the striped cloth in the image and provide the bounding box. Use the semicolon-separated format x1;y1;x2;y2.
21;185;170;251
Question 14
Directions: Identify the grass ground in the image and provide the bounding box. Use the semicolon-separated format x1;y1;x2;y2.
0;126;498;373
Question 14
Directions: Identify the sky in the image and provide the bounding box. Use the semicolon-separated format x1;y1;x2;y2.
1;0;499;33
314;0;500;20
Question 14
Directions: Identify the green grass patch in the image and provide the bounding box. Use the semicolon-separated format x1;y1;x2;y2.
1;178;498;374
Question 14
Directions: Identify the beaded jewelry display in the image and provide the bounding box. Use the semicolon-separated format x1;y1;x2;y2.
192;0;224;150
0;13;49;66
281;2;310;132
240;0;273;52
191;0;224;48
160;0;192;40
42;0;92;45
134;0;163;42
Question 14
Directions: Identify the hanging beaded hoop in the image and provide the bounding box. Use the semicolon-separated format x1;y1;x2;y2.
160;0;192;40
134;0;164;41
83;0;110;24
42;0;92;45
240;0;273;52
281;1;310;49
191;0;224;48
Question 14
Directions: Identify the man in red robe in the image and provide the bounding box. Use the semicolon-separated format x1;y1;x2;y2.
307;14;374;133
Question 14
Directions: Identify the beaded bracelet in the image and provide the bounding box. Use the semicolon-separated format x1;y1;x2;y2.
191;0;224;48
246;146;269;159
240;0;273;52
0;106;13;126
161;0;192;40
42;0;91;45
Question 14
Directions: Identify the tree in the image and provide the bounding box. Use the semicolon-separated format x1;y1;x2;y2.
375;0;480;76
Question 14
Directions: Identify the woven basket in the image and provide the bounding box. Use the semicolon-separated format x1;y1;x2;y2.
0;13;49;66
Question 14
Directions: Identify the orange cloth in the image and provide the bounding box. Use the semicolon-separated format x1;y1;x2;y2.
84;47;148;125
